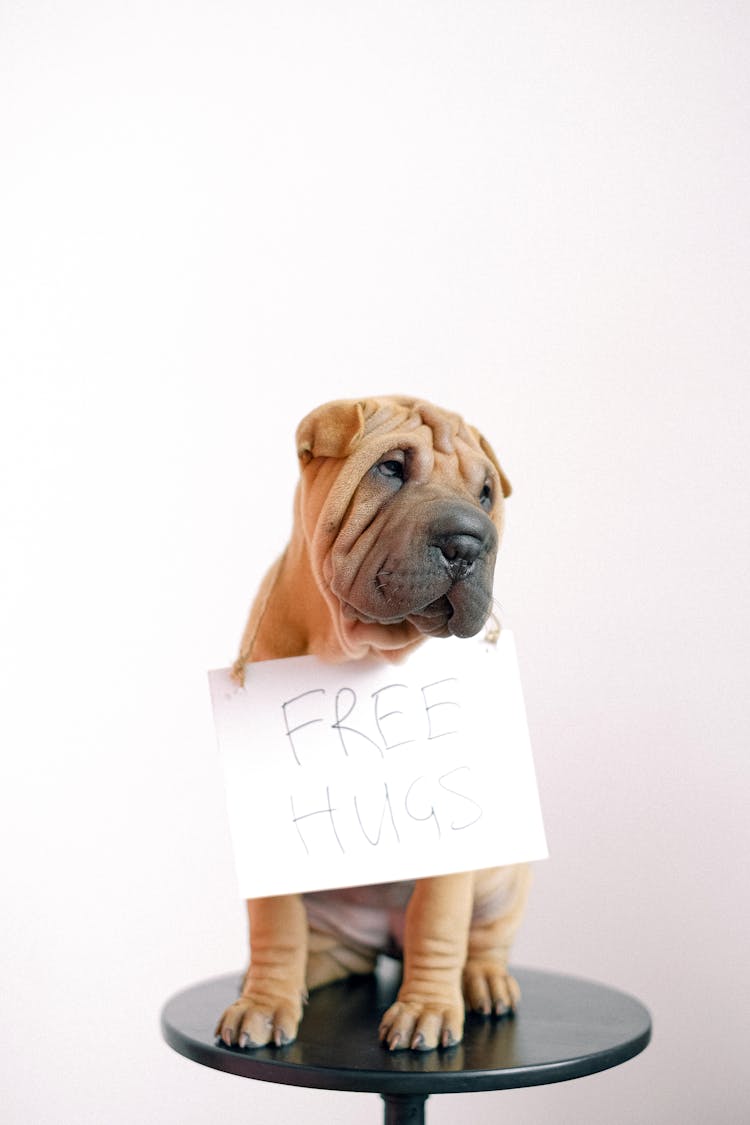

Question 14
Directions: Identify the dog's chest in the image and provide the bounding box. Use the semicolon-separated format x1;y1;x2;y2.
303;881;415;953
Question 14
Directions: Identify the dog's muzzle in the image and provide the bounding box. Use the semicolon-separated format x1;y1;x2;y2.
335;499;499;640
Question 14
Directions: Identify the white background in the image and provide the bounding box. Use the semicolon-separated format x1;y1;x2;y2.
1;3;748;1123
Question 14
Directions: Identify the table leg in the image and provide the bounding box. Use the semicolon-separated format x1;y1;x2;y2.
381;1093;428;1125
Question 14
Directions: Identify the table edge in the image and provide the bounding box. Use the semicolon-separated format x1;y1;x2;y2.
160;967;652;1096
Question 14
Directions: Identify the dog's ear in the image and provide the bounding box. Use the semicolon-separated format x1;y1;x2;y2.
296;400;367;464
474;430;512;498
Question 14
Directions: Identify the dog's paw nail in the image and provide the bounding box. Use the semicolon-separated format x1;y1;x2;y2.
494;1002;510;1018
411;1032;425;1050
238;1033;248;1049
388;1032;402;1051
441;1030;458;1049
274;1029;291;1047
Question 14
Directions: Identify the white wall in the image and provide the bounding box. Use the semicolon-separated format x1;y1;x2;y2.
2;3;748;1122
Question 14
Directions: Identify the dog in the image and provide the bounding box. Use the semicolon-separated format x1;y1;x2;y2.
216;396;530;1052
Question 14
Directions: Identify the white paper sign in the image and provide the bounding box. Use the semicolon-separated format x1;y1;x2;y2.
208;631;547;898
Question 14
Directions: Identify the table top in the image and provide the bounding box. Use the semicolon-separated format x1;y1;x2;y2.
161;960;651;1097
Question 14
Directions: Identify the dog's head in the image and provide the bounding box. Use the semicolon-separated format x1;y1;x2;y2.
294;396;510;657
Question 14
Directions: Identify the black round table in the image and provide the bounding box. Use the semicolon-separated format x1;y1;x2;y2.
161;960;651;1124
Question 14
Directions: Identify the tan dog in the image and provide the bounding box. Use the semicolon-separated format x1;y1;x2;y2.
216;396;530;1052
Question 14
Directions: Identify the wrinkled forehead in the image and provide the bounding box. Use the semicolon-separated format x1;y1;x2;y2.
298;398;500;550
359;398;490;473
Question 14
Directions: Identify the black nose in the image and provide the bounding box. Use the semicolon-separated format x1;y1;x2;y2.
431;506;497;576
438;532;484;566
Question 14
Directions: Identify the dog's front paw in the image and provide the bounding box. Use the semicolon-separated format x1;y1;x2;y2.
379;995;464;1052
215;991;304;1049
462;960;520;1018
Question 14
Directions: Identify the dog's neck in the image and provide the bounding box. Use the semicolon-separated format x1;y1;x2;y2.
234;524;425;671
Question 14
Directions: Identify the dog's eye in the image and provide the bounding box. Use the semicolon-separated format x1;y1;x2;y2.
377;459;405;480
480;482;493;510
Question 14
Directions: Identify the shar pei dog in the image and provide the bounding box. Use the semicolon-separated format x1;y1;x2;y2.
216;395;530;1052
